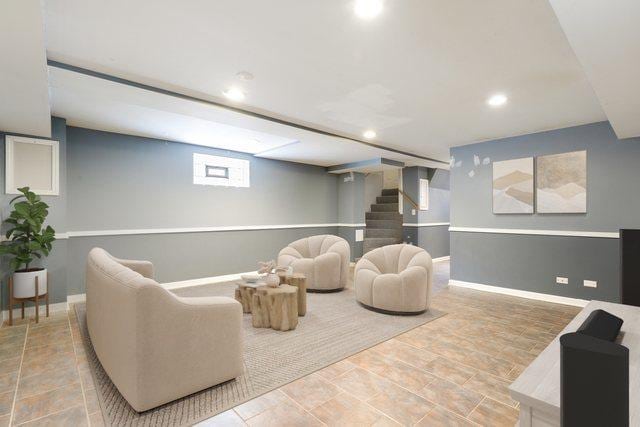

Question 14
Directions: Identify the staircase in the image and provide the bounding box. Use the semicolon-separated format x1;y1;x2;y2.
363;188;403;254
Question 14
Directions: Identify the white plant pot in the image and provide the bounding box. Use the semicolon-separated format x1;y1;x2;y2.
13;269;47;298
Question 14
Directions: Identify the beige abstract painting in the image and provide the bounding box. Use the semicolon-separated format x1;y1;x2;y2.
536;150;586;213
493;157;534;213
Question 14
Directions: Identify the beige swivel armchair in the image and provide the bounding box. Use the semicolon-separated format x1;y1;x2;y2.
354;244;432;314
85;248;244;412
277;235;350;291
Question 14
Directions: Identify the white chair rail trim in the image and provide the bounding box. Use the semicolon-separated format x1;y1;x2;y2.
42;223;365;239
449;226;619;239
403;222;450;227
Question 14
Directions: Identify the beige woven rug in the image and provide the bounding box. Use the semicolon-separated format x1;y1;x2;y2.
76;282;444;426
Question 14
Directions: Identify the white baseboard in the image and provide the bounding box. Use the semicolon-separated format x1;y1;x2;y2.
67;294;86;304
433;256;450;263
162;271;256;290
448;279;589;307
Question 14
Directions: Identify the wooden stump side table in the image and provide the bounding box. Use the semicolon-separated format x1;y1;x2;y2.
8;274;50;326
251;285;298;331
234;282;261;313
281;273;307;316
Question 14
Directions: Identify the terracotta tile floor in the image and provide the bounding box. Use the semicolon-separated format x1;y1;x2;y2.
0;261;580;426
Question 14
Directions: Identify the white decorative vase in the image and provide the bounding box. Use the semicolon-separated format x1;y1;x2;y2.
13;268;47;298
265;273;280;288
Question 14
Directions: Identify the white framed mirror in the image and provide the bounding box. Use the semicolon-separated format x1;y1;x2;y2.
5;135;60;195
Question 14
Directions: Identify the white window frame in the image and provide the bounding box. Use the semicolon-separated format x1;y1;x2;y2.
193;153;250;188
5;135;60;195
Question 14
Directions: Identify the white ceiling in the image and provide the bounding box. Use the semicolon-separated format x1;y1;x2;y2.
549;0;640;139
0;0;51;138
42;0;608;163
49;66;443;168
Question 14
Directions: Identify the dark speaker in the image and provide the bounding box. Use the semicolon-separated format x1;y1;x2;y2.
560;333;629;427
621;229;640;307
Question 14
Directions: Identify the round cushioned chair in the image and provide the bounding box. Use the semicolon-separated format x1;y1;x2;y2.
354;244;432;314
277;235;350;292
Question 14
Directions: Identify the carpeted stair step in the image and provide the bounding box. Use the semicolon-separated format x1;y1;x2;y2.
371;203;399;212
365;228;401;238
366;219;403;229
363;237;402;254
365;211;402;221
381;188;399;196
376;195;399;204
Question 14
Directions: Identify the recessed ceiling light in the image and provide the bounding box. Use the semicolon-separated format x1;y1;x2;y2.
363;130;377;139
223;87;245;102
354;0;383;19
236;71;254;81
487;94;508;107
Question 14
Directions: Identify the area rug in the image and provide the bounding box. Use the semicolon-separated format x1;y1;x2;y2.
76;282;444;426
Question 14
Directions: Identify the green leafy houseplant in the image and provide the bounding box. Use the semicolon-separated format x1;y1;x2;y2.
0;187;56;272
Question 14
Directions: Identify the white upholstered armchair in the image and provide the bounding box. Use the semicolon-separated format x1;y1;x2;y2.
277;235;350;291
354;244;432;314
85;248;244;412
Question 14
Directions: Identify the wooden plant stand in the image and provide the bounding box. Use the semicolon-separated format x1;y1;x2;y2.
7;273;50;326
251;285;298;331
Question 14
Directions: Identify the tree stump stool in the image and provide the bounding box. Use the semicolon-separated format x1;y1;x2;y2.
283;274;307;316
234;283;261;313
251;284;298;331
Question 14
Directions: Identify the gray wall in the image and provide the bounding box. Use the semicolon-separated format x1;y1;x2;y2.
67;127;337;229
402;167;450;258
66;227;337;295
364;172;383;212
337;172;365;260
450;121;640;302
0;118;69;308
1;121;342;305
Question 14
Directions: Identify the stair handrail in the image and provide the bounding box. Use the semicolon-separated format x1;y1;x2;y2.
397;188;419;210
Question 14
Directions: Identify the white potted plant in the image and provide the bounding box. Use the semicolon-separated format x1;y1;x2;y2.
0;187;55;298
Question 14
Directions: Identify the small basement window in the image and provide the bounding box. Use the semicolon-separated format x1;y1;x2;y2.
193;153;250;187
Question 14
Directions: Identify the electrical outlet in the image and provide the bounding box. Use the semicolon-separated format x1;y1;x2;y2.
556;277;568;285
411;209;416;216
584;280;597;288
355;229;364;242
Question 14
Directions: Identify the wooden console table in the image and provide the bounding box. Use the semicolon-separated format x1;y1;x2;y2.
510;300;639;426
7;274;50;326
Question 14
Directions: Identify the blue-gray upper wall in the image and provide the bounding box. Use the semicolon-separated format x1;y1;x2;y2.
450;121;640;231
66;127;338;230
449;121;640;302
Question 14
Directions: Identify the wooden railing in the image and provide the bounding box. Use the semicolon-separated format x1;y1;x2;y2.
398;188;419;209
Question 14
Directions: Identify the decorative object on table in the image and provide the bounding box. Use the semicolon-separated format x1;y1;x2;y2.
536;150;587;213
0;187;56;325
560;310;628;426
492;157;534;214
251;284;298;331
240;273;261;283
258;260;280;288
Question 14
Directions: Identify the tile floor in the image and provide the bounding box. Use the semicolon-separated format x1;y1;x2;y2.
0;261;580;426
